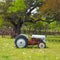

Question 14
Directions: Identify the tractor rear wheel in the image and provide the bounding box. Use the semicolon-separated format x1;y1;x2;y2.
15;35;28;48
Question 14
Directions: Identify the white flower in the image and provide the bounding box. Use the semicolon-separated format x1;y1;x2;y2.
23;52;26;55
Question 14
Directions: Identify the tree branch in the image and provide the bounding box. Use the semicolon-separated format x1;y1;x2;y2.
25;18;55;24
25;18;41;23
9;20;17;27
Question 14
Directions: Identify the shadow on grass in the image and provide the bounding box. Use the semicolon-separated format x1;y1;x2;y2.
14;44;49;49
27;45;48;49
2;55;9;58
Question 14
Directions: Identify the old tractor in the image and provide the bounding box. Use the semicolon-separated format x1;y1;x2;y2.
14;0;46;48
15;34;46;48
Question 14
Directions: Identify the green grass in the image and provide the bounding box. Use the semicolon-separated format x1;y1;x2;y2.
0;36;60;60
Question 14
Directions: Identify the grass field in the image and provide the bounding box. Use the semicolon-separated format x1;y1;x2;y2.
0;35;60;60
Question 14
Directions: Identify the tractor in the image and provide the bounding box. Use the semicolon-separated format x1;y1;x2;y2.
14;0;46;48
15;34;46;48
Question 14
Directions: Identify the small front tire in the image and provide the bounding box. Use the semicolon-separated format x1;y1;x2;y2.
38;42;46;48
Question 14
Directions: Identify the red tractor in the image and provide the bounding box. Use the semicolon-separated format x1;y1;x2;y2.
15;34;46;48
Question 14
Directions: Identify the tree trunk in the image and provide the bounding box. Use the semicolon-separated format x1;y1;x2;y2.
10;18;23;38
14;23;22;36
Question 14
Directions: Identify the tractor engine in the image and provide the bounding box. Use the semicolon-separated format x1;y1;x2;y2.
32;35;46;43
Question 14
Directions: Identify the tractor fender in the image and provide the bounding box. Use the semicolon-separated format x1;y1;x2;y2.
15;34;28;40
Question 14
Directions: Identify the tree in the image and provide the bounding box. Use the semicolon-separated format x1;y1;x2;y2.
1;0;60;37
0;0;44;37
40;0;60;21
0;0;25;36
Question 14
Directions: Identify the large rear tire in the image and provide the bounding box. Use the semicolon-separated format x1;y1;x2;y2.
15;35;28;48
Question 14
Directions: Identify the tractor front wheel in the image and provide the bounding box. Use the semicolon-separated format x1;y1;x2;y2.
38;42;46;48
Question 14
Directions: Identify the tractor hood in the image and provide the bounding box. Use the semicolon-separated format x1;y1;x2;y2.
32;35;46;42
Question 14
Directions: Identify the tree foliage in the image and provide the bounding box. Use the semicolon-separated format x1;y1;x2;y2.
40;0;60;21
0;15;4;26
8;0;26;13
40;0;60;13
0;0;60;37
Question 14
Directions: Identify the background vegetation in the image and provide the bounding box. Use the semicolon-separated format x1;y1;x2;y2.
0;0;60;37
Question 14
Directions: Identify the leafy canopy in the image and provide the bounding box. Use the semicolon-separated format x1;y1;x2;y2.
8;0;26;13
